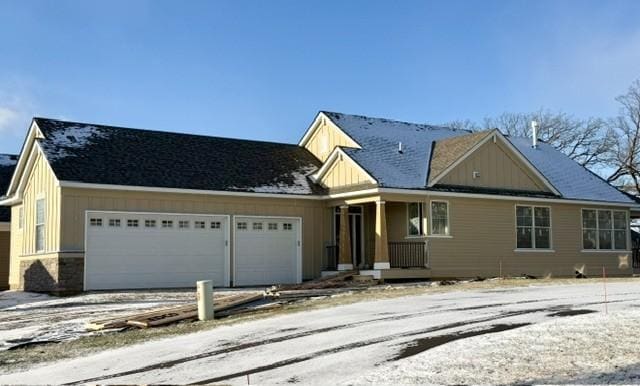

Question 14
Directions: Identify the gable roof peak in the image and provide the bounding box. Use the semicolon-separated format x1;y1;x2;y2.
321;110;468;134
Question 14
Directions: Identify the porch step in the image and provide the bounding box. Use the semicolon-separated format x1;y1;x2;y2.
352;274;376;283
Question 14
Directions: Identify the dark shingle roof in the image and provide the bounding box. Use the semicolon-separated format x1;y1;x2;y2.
0;154;19;222
34;118;324;195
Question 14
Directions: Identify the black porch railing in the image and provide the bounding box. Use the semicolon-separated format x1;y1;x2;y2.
389;241;429;268
633;246;640;270
324;245;339;270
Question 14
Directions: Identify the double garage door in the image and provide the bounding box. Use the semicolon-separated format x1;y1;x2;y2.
85;211;301;290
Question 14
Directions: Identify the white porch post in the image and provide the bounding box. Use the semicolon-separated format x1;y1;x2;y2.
338;205;353;270
374;200;390;270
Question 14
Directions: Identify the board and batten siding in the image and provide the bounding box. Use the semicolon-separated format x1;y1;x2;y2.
8;151;61;287
438;140;550;192
59;187;329;280
303;118;358;162
384;196;633;278
319;156;372;189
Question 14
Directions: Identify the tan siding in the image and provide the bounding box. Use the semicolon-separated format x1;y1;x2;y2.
0;231;9;288
320;157;371;189
304;119;358;162
8;151;61;287
384;196;633;278
59;188;329;280
438;140;550;192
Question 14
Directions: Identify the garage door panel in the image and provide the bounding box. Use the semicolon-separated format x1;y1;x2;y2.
85;212;229;290
234;217;301;286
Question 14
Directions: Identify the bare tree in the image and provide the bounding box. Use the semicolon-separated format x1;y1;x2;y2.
606;79;640;194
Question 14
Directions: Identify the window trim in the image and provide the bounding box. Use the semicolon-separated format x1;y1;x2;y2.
429;200;451;237
581;208;629;251
35;198;46;252
514;204;553;250
406;202;426;238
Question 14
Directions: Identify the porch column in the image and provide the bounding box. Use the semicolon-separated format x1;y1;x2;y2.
374;200;390;270
338;205;353;270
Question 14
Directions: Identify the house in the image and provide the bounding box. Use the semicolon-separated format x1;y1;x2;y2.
0;154;19;289
1;112;638;292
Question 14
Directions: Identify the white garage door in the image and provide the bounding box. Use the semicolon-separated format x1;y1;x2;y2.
234;216;302;286
85;211;229;290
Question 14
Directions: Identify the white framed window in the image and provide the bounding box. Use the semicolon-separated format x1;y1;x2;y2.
516;206;551;249
194;221;206;229
35;199;45;252
407;202;425;237
178;220;190;229
430;201;450;236
211;221;221;230
582;209;627;250
283;223;293;231
18;206;24;229
90;218;103;227
237;222;247;230
268;222;278;231
145;219;156;228
253;222;263;231
127;219;139;228
109;218;121;227
162;220;173;228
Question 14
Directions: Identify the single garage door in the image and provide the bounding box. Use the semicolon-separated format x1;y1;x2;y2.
85;211;230;290
234;216;302;286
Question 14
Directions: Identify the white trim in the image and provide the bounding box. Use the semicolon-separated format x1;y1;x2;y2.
337;263;354;271
580;208;629;251
6;120;41;196
57;181;326;200
233;215;303;286
429;200;450;236
514;204;552;250
514;249;556;253
0;222;10;232
427;129;561;196
298;112;361;149
84;210;232;290
311;147;376;185
580;250;631;254
359;269;381;279
427;235;453;239
373;262;390;270
406;202;426;237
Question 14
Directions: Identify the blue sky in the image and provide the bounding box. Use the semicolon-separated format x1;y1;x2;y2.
0;0;639;153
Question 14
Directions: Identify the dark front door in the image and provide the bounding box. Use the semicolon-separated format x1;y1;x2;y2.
334;206;364;268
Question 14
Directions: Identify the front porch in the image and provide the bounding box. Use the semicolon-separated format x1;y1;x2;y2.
321;199;432;280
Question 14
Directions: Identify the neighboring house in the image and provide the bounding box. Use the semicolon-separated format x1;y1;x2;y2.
1;112;638;292
0;154;19;289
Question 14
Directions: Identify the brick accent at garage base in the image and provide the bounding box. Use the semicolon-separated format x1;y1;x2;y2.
18;257;84;293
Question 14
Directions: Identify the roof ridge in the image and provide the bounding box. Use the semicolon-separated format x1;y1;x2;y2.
321;111;468;132
33;117;302;148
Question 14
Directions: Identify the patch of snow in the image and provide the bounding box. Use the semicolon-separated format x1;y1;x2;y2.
0;154;17;167
232;165;317;194
39;125;109;161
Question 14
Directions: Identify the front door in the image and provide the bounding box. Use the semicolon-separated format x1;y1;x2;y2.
334;206;364;268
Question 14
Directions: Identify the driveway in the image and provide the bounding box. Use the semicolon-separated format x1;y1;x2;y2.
1;280;638;385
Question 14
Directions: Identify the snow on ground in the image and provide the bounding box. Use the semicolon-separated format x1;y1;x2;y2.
353;309;640;385
1;280;639;385
0;288;255;350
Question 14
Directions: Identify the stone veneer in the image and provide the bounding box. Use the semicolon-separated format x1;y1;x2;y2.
18;256;84;294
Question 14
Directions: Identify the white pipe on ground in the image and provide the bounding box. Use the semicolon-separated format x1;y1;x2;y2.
196;280;214;321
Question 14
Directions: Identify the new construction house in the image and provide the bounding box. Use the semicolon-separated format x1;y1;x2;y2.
1;111;639;292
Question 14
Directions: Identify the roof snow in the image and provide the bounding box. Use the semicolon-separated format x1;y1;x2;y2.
38;124;110;161
0;154;18;167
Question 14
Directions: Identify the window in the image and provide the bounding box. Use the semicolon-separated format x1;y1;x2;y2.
35;199;45;252
283;223;293;231
145;220;156;228
194;221;206;229
162;220;173;228
430;201;450;236
211;221;221;230
407;202;424;236
237;222;247;230
109;218;121;227
90;218;103;227
516;206;551;249
18;206;24;229
583;209;627;250
253;222;263;231
179;220;190;229
268;223;278;231
127;219;139;228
